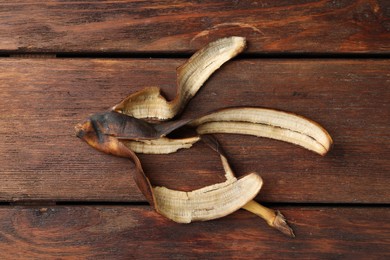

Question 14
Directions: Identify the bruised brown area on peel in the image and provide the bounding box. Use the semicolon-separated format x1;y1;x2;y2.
75;113;156;206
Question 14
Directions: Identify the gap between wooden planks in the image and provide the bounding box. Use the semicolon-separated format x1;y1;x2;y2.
0;58;388;203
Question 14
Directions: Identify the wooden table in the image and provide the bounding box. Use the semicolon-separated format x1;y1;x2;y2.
0;1;389;259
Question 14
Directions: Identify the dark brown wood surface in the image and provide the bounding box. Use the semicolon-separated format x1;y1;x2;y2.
1;1;389;258
0;206;388;259
0;0;389;54
0;58;388;203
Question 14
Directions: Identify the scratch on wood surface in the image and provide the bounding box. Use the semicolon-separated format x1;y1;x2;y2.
190;23;264;45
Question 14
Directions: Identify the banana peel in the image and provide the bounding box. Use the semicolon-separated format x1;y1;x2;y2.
76;37;332;237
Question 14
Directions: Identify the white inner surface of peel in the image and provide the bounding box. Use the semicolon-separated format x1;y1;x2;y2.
153;172;262;223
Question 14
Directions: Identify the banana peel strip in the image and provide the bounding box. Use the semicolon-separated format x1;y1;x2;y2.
154;173;262;223
125;106;333;156
150;135;262;224
191;107;333;156
113;36;246;121
123;137;200;154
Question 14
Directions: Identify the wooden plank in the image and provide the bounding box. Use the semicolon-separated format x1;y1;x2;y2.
0;206;388;259
0;58;389;203
0;0;389;54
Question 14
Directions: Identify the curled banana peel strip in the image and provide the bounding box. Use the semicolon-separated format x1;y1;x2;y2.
76;37;332;238
153;135;263;224
112;36;246;121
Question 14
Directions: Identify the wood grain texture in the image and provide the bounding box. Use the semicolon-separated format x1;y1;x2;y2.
0;206;388;259
0;58;389;203
0;0;389;54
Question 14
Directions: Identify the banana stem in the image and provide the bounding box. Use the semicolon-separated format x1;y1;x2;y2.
242;200;295;238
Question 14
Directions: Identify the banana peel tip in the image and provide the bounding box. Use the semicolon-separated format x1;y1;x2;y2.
273;210;295;238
